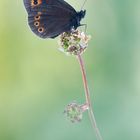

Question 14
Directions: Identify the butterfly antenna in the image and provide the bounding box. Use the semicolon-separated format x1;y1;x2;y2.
80;0;88;10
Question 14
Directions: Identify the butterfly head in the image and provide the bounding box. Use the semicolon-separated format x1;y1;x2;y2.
78;10;86;19
75;10;86;28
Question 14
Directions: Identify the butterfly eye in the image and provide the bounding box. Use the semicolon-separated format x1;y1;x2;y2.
38;27;44;33
34;15;40;20
34;21;40;27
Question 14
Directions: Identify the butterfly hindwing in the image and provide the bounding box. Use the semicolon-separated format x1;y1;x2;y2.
24;0;77;38
28;12;71;38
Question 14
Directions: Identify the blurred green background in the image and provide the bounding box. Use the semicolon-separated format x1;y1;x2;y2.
0;0;140;140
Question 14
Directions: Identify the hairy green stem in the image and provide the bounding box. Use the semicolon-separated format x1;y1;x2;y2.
77;54;103;140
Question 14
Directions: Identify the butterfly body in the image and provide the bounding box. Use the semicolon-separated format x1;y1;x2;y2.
23;0;86;38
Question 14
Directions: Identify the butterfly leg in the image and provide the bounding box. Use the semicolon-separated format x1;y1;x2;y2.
80;24;87;33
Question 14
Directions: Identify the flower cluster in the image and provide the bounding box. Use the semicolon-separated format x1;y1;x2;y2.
64;102;89;123
58;29;91;55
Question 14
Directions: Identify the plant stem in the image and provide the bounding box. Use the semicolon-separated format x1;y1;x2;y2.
77;54;103;140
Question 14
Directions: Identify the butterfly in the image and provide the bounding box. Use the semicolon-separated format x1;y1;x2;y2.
23;0;86;39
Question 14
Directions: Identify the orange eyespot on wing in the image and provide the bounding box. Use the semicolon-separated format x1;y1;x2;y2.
34;15;40;20
37;12;42;15
34;21;40;27
38;27;44;33
31;0;42;7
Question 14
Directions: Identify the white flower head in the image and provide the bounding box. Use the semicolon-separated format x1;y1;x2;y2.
58;29;91;55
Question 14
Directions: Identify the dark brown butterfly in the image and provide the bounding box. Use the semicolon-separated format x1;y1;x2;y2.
23;0;86;39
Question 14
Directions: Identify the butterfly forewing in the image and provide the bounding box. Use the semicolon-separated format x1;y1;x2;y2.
24;0;76;13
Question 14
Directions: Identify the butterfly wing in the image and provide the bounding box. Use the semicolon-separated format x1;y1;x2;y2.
24;0;76;13
23;0;77;38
